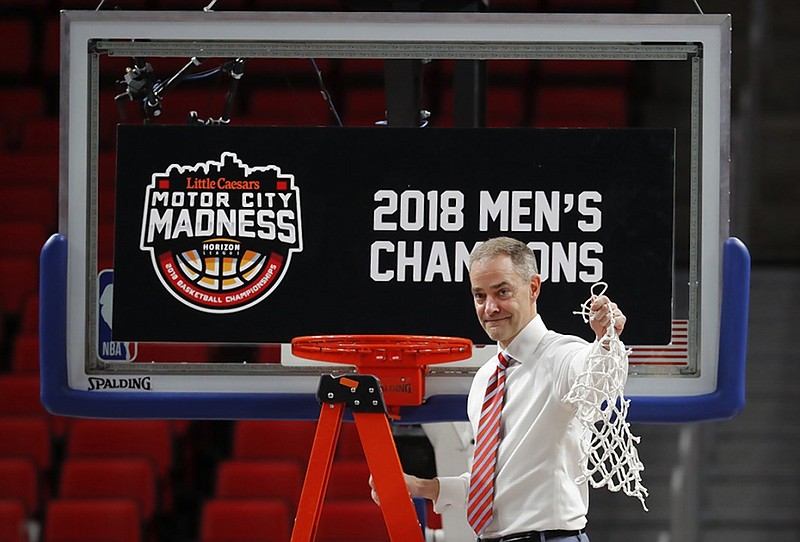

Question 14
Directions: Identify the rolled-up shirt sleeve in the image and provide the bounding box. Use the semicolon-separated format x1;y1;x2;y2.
553;341;594;400
433;472;470;514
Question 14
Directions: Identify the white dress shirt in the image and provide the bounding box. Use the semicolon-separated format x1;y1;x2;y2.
434;314;596;537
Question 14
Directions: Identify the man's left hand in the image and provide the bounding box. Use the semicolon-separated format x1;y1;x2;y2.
589;295;626;340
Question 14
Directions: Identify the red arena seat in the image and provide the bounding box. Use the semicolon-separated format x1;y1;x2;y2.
0;500;27;542
325;459;372;501
66;419;174;482
215;459;304;513
9;333;39;374
0;223;48;259
0;416;51;471
232;420;316;465
0;186;57;231
200;498;291;542
0;21;33;78
59;457;158;520
316;501;390;542
0;458;39;516
43;498;142;542
0;258;39;317
533;86;629;128
0;375;44;417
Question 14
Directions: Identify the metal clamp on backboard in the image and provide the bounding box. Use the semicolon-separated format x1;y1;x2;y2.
316;374;387;414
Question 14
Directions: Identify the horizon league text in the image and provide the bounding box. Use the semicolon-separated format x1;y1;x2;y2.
370;189;603;284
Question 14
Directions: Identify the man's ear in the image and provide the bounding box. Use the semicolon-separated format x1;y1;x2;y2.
530;274;541;303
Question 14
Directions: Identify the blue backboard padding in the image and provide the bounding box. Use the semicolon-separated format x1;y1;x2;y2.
628;237;750;423
39;234;749;423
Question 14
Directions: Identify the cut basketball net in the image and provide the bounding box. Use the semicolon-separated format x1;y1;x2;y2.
564;282;649;511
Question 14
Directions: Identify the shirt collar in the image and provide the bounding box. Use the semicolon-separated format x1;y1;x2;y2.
499;314;548;365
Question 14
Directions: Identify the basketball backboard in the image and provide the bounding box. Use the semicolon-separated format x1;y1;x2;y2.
41;11;749;423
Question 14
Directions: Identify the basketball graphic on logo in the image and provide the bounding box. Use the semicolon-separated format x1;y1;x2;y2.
174;241;268;291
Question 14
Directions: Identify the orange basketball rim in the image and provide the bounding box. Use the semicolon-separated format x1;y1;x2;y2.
291;334;473;417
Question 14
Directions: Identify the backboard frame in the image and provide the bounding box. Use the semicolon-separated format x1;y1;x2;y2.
42;10;749;423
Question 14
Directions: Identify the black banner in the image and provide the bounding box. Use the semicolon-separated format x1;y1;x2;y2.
113;126;674;345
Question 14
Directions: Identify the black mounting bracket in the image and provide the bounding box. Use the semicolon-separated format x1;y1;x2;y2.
316;374;387;414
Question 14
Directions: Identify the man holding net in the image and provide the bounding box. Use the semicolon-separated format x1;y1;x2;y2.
371;236;644;542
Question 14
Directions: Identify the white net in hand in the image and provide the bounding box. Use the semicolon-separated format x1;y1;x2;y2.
563;283;649;511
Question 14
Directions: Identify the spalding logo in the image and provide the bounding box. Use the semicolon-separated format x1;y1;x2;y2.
139;152;303;313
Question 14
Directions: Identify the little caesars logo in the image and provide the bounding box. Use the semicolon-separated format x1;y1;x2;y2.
140;152;302;313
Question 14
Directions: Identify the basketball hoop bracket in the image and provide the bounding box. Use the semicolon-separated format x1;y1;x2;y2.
317;374;387;414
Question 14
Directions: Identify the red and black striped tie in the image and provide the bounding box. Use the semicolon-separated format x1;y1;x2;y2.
467;352;511;535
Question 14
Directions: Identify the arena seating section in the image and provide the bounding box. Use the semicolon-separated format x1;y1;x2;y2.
0;0;636;540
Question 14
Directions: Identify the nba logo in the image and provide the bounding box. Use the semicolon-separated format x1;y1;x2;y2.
97;269;137;362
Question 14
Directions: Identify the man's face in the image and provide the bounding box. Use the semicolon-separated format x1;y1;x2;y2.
470;254;540;348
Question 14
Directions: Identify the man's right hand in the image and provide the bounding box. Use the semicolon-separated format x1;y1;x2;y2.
369;473;440;505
